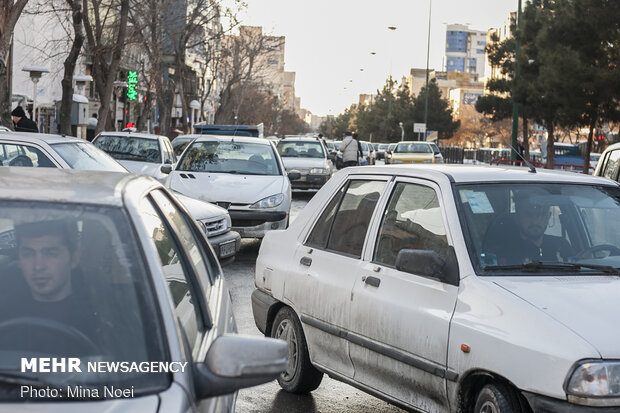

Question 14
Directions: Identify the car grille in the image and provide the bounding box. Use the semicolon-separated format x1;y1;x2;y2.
203;217;228;237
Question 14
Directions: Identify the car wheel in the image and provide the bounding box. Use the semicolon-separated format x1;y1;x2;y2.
271;307;323;393
474;383;525;413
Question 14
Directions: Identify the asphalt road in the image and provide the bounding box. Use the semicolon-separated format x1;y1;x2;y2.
221;189;405;413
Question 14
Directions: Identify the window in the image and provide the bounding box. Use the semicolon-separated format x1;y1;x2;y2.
602;150;620;180
374;183;449;267
162;139;176;164
0;143;55;167
306;185;346;248
138;196;204;352
327;180;385;257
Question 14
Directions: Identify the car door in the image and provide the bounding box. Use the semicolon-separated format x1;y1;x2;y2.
139;189;236;412
287;176;389;377
0;141;58;167
348;178;459;412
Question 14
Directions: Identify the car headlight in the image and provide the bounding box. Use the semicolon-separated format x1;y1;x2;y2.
392;159;403;164
310;168;328;174
566;361;620;405
250;193;284;209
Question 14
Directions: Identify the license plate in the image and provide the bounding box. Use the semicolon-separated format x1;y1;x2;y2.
219;240;236;258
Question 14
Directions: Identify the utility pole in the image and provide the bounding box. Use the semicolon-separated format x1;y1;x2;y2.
423;0;432;139
510;0;522;160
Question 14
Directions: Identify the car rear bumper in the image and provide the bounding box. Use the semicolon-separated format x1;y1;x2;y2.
291;174;329;189
251;289;280;335
208;230;241;260
229;210;288;238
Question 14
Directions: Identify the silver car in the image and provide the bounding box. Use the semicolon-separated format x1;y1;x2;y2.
0;167;286;411
276;137;332;189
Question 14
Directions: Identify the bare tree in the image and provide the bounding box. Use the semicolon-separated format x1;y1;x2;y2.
0;0;30;128
58;0;84;135
82;0;129;133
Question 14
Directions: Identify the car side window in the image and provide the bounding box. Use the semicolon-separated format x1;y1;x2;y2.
162;139;176;164
150;190;215;295
0;143;55;167
374;182;449;267
602;150;620;180
306;185;346;248
138;196;204;353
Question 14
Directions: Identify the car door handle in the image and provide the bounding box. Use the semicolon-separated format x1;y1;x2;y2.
363;276;381;287
300;256;312;266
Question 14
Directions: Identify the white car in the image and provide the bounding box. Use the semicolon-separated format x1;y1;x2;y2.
252;164;620;412
276;136;332;189
92;131;177;182
167;135;296;238
0;131;240;262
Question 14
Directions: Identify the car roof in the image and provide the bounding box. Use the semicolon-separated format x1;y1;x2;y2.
0;167;157;206
343;164;618;185
0;131;85;145
189;134;273;146
98;131;166;140
601;142;620;154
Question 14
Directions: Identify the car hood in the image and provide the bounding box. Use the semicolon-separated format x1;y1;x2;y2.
0;395;159;412
494;276;620;357
392;153;433;160
118;160;164;180
172;191;228;221
168;172;286;204
280;157;327;170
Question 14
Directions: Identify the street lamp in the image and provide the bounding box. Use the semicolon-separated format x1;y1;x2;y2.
189;99;200;132
399;122;405;141
113;80;128;131
22;65;49;127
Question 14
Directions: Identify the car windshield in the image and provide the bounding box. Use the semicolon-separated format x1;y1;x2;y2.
93;135;162;163
360;142;369;151
178;140;280;175
51;142;128;172
0;201;168;400
457;183;620;275
379;144;388;150
277;141;325;158
395;143;432;153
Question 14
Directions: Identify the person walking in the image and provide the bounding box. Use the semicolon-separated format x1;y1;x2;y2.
86;113;98;141
11;106;39;132
339;131;359;168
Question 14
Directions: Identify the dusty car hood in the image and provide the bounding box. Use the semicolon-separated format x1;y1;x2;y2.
494;276;620;357
0;395;159;412
172;191;228;221
168;172;286;205
280;157;327;170
118;160;165;180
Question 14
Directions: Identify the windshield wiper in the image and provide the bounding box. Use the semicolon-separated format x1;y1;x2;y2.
0;370;57;387
483;261;620;274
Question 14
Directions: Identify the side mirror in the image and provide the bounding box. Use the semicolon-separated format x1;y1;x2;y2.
287;171;301;181
160;164;173;174
395;246;459;286
194;335;287;399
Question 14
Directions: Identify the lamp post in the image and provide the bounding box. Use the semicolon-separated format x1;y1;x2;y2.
189;100;200;133
423;0;432;139
22;65;49;128
510;0;523;161
399;122;405;141
113;80;128;131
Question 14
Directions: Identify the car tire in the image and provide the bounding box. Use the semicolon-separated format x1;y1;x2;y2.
271;307;323;393
474;383;525;413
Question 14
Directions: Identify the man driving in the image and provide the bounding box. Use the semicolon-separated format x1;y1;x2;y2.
490;190;573;265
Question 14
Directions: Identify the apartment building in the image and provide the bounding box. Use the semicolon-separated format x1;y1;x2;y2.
445;24;487;80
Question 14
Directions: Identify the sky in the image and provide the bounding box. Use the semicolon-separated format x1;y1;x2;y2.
236;0;518;117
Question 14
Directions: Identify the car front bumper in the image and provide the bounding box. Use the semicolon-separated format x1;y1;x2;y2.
208;230;241;260
229;210;288;238
523;392;620;413
291;174;329;189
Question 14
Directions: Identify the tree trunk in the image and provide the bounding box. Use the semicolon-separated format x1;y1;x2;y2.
59;0;84;136
546;122;555;169
583;117;596;174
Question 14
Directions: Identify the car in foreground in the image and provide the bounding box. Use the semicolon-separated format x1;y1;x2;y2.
167;135;296;238
0;167;286;410
276;136;332;190
92;131;177;182
252;164;620;412
594;143;620;180
0;131;240;262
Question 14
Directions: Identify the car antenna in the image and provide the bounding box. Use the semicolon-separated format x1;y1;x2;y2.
483;118;536;173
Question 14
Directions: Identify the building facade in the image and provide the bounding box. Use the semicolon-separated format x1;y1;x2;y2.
445;24;487;81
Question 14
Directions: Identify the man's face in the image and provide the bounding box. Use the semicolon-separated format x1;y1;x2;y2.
516;203;551;241
18;234;78;302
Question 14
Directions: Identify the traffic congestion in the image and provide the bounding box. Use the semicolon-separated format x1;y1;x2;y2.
2;0;620;412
